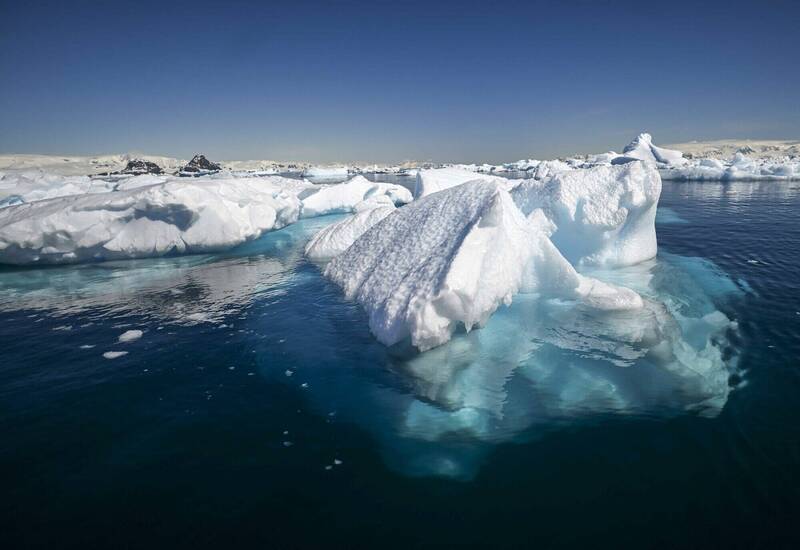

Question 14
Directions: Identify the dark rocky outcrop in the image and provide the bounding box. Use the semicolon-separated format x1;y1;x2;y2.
97;159;163;176
179;154;221;176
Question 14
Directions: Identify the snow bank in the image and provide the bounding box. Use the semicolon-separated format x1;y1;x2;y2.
511;162;661;267
323;180;641;351
300;175;412;217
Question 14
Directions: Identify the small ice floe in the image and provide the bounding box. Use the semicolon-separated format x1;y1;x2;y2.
334;459;343;466
325;465;333;471
103;351;128;359
118;329;143;343
285;369;293;377
300;382;308;388
282;441;293;447
53;325;73;331
79;344;95;349
228;366;235;370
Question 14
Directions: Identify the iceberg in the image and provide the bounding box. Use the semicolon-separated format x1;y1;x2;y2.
661;152;800;181
323;180;641;351
0;177;305;265
511;162;661;267
0;173;413;265
413;167;518;199
300;175;412;217
613;133;687;167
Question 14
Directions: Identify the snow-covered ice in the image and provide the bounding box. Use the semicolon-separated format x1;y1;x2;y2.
613;133;687;167
0;176;305;264
302;166;349;179
323;179;642;351
511;162;661;267
413;167;516;199
300;175;411;217
0;173;411;265
305;197;396;260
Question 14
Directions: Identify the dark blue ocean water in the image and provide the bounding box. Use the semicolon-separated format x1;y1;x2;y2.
1;179;799;548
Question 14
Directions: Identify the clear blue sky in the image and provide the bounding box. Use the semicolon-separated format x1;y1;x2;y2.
1;0;798;163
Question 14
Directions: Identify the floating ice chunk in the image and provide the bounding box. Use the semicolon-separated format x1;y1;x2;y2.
413;167;517;199
511;162;661;268
103;351;128;359
324;180;640;351
300;175;412;218
118;329;143;343
0;176;304;265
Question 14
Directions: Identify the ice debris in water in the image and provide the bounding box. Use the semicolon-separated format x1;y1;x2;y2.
103;351;128;359
118;329;143;343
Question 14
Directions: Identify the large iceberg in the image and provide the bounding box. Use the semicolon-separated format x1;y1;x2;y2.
322;179;641;351
0;174;412;265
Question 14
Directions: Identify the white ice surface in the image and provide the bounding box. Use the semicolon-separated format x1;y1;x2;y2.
0;173;413;265
118;329;143;343
511;162;661;267
300;175;412;217
413;167;517;199
323;179;641;350
305;197;396;260
615;133;687;167
302;166;349;178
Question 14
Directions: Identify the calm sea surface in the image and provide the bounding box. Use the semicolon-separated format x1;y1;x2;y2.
1;177;799;548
